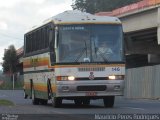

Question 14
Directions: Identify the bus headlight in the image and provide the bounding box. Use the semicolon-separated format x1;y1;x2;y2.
108;75;116;80
108;75;124;80
68;76;75;81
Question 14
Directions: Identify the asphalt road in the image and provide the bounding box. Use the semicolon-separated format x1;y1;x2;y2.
0;90;160;120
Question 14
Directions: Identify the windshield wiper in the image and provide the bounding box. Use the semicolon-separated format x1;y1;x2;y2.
97;50;109;62
74;48;87;62
74;40;88;62
93;39;108;62
93;39;97;58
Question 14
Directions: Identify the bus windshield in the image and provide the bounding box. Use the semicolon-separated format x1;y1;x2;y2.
57;24;124;63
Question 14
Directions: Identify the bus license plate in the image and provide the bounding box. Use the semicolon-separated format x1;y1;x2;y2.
86;91;97;96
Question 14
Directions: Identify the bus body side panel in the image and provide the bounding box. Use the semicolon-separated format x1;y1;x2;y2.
23;52;57;100
24;79;31;97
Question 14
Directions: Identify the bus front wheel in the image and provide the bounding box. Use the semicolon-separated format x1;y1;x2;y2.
52;97;62;108
103;96;115;108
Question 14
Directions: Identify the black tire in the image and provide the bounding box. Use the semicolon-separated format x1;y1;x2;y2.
52;97;62;108
74;99;83;105
103;96;115;108
40;99;48;105
31;89;39;105
82;99;90;105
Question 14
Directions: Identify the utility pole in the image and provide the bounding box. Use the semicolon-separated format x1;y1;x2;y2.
13;73;14;90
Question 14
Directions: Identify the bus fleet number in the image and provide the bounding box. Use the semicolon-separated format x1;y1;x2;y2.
112;67;120;71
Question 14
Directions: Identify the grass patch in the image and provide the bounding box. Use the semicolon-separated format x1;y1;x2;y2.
0;99;14;106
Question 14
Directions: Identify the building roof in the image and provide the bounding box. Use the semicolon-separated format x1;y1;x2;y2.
16;46;23;56
95;0;160;17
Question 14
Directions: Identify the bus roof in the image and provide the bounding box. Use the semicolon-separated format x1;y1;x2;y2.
27;10;121;33
47;10;121;24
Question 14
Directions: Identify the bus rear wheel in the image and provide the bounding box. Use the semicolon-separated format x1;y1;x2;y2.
103;96;115;108
40;99;48;105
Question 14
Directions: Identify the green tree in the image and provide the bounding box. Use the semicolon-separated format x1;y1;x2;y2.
72;0;141;14
2;45;18;74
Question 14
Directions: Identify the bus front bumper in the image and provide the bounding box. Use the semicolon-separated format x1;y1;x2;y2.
56;80;125;98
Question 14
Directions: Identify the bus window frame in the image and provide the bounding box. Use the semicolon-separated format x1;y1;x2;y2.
24;22;53;57
49;24;56;65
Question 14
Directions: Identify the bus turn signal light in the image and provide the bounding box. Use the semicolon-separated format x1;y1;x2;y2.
57;76;75;81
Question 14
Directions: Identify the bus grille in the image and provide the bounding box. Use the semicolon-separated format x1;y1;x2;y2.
77;85;106;91
78;67;105;72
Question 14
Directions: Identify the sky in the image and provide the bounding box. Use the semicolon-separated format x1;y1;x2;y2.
0;0;72;69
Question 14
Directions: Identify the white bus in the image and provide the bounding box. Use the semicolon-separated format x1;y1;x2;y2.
23;10;125;108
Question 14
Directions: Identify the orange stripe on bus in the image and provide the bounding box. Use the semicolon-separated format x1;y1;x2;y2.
24;83;56;92
34;84;47;92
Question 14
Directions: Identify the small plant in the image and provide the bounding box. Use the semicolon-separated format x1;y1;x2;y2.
0;99;14;106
